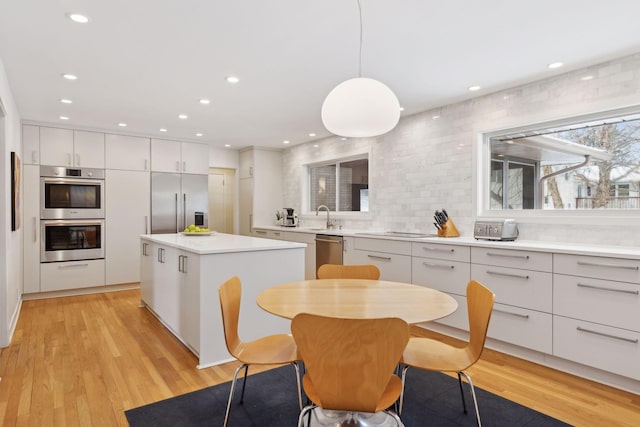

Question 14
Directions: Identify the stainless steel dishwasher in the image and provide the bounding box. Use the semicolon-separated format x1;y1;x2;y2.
315;234;343;277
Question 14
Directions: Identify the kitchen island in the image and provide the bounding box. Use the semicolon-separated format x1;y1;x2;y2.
139;232;305;368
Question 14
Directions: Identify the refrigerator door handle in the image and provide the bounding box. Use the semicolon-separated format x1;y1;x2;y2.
175;193;179;232
183;193;187;229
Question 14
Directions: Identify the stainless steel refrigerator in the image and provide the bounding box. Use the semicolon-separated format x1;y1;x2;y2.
151;173;209;234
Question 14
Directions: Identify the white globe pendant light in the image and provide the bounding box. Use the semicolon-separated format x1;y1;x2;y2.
322;77;400;137
321;0;400;138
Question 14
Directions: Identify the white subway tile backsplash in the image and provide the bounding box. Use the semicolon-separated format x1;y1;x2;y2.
282;53;640;246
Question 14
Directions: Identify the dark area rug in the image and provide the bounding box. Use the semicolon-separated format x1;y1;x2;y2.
125;365;572;426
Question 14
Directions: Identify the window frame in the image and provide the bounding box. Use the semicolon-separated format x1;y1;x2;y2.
303;152;371;217
477;105;640;225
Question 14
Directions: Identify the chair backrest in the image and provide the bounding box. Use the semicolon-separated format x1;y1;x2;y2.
291;313;409;412
466;280;495;362
317;264;381;280
218;276;242;356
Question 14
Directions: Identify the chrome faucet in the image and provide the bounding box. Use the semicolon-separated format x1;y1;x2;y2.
316;205;333;229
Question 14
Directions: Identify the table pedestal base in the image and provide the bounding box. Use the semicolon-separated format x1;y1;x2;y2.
301;409;403;427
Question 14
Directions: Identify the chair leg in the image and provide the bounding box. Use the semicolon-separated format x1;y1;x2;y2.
297;404;316;427
223;363;248;427
239;364;250;403
456;372;468;414
398;365;410;415
460;371;481;427
291;361;303;410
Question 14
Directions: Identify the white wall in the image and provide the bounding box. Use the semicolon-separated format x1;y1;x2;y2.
0;57;22;347
282;53;640;246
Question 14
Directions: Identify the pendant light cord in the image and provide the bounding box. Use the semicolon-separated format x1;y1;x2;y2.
357;0;362;78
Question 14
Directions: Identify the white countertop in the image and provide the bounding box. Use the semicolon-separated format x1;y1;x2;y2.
141;232;306;255
253;225;640;259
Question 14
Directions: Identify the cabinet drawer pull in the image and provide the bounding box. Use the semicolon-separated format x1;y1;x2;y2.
32;150;37;163
486;252;529;259
422;247;454;253
58;263;89;269
422;261;454;270
32;217;37;242
576;326;638;343
158;248;165;263
274;232;281;236
493;308;529;319
255;230;267;234
577;283;639;295
486;270;529;280
142;243;149;256
178;255;188;273
577;260;639;271
144;159;149;170
368;255;392;261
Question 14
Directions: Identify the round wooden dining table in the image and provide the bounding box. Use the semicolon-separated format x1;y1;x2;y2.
256;278;458;324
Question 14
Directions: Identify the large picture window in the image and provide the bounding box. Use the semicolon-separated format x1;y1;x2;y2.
308;157;369;212
485;110;640;211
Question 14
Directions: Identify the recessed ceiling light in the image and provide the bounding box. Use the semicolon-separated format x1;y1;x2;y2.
224;144;231;148
506;140;514;144
60;99;72;104
178;114;188;119
199;99;211;105
432;115;440;120
468;85;481;92
118;123;127;127
313;144;319;148
159;128;167;132
283;140;290;144
59;116;69;120
399;106;405;112
581;75;594;81
195;133;203;137
309;133;316;137
226;76;240;84
62;73;77;80
67;13;90;23
548;62;564;69
340;137;348;141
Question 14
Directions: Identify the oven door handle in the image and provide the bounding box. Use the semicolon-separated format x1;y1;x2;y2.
42;177;105;186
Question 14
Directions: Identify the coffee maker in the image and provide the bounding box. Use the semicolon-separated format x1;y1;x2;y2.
283;208;297;227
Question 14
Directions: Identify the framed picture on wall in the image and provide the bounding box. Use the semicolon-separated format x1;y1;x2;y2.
11;151;21;231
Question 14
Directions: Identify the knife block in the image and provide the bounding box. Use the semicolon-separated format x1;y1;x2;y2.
437;218;460;237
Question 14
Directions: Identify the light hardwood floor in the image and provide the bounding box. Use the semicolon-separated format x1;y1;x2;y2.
0;289;638;426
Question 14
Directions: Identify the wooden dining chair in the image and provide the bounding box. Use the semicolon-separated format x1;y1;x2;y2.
399;280;495;426
218;276;302;427
291;313;409;427
317;263;381;279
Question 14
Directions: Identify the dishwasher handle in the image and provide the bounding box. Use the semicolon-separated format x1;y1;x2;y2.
315;238;343;244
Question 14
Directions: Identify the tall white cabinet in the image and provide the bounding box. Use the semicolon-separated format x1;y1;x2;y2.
22;165;40;293
238;147;283;235
105;134;151;285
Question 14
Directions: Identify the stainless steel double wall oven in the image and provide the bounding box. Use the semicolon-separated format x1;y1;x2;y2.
40;166;105;263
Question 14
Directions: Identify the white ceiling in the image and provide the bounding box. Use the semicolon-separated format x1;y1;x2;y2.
1;1;640;150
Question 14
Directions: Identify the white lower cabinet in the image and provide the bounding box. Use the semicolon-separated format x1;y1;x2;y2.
350;238;412;282
489;303;552;353
553;315;640;380
140;243;200;353
283;231;316;280
40;260;105;292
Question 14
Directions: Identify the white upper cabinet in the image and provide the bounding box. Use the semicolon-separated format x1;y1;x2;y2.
105;134;151;171
180;141;209;174
40;127;73;166
39;127;105;168
74;130;105;168
151;139;208;174
22;124;40;165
